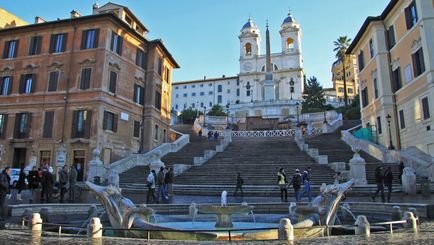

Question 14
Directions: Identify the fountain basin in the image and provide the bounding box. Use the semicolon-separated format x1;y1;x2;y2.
197;205;254;228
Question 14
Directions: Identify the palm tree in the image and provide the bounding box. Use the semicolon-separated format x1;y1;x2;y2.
333;36;352;107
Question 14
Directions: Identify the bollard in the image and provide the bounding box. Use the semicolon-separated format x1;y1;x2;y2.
278;218;294;241
354;215;370;236
39;207;50;223
87;217;103;238
403;211;418;232
408;208;420;225
21;209;33;227
31;213;43;232
391;206;402;221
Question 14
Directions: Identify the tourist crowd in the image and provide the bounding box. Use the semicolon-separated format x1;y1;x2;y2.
146;166;174;203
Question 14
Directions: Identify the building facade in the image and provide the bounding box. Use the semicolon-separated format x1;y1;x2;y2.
172;12;304;119
331;55;359;104
348;0;434;156
0;3;179;179
0;8;28;30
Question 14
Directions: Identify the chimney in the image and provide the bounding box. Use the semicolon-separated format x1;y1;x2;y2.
34;16;46;24
70;10;81;18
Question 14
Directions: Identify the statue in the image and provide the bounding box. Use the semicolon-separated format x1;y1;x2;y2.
402;167;417;195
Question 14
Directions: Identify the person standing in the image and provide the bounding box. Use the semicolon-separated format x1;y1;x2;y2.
299;167;312;202
15;164;27;201
165;167;174;198
372;166;385;202
146;170;156;204
68;165;78;202
156;167;166;203
58;166;69;203
27;166;40;203
207;131;213;141
334;171;343;184
41;168;54;203
213;131;219;141
383;166;394;203
399;162;404;184
233;172;244;197
290;169;302;202
0;167;11;221
277;168;288;202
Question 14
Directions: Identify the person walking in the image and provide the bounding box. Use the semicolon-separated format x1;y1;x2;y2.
383;166;394;203
16;164;27;201
68;165;78;202
146;170;157;204
207;131;213;141
165;167;174;198
372;166;385;202
213;131;219;141
398;162;404;184
156;167;166;203
58;166;69;203
41;168;54;203
0;167;11;221
299;167;312;202
27;166;40;203
290;169;302;202
233;172;244;197
277;168;288;202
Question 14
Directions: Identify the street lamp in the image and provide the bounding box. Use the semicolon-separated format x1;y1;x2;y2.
386;114;395;150
323;110;328;123
226;103;230;127
289;78;295;100
296;102;300;125
203;106;207;127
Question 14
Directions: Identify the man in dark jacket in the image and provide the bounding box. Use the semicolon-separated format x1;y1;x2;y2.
58;166;69;203
372;166;385;202
68;165;78;202
0;167;11;220
233;172;244;197
41;168;54;203
290;169;302;202
383;166;394;203
27;166;40;203
298;167;312;202
164;167;174;198
156;167;166;203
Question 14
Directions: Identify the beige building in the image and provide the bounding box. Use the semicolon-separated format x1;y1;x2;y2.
348;0;434;156
0;3;179;179
331;55;359;104
0;8;28;29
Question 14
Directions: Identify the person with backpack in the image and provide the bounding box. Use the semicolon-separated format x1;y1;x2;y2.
383;166;393;203
372;166;385;202
146;170;156;204
233;172;244;197
290;169;302;202
299;167;312;202
277;168;288;202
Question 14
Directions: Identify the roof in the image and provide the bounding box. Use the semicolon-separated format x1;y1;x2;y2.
173;76;239;85
98;2;149;33
347;0;398;54
150;39;180;68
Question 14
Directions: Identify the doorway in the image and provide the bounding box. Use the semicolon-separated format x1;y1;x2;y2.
73;150;86;181
13;148;27;168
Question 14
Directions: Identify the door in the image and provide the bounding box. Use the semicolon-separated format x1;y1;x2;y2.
13;148;27;168
73;150;86;181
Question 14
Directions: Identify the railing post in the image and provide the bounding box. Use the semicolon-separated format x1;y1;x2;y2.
403;211;418;233
354;215;370;237
278;218;294;241
87;217;103;238
31;213;43;237
228;230;232;242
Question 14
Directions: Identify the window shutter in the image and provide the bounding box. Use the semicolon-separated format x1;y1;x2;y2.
2;41;8;59
80;30;87;49
25;113;32;138
84;110;92;138
31;74;36;93
85;68;91;89
62;33;68;52
48;71;58;92
110;32;115;51
19;75;25;93
43;111;54;138
103;111;108;130
133;85;138;103
13;40;19;58
419;49;425;74
142;52;147;69
135;50;140;66
109;71;117;93
0;78;3;95
0;114;8;139
8;76;12;95
94;29;100;48
412;52;418;76
118;37;123;55
405;7;412;29
49;34;56;53
113;114;118;132
71;111;78;138
14;113;20;138
36;36;42;55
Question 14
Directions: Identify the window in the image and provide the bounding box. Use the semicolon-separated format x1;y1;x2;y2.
369;39;374;59
208;91;213;95
361;87;369;107
28;36;42;55
200;84;204;87
286;38;294;49
387;26;396;49
338;87;344;93
200;92;205;96
135;48;147;69
348;88;354;94
175;104;178;109
236;80;240;86
109;71;117;94
217;95;222;104
175;86;179;90
191;92;196;97
47;71;59;92
392;68;402;92
236;88;240;96
49;33;67;53
192;85;195;88
412;48;425;77
175;94;179;98
133;120;140;138
0;114;7;139
358;51;365;72
405;1;418;30
183;93;187;97
191;103;195;108
164;67;170;82
209;102;212;107
81;29;99;49
399;110;406;129
247;89;251;96
71;110;92;138
373;78;379;99
377;116;382;135
110;32;123;55
154;124;159;140
0;76;12;95
422;97;431;120
208;83;212;87
227;89;230;94
200;102;204;107
218;85;222;93
163;129;167;143
404;64;413;84
157;57;163;76
245;43;252;55
133;84;144;105
14;112;31;139
79;68;92;90
2;40;19;59
155;91;161;110
183;85;187;89
103;111;118;132
19;74;36;94
42;111;54;138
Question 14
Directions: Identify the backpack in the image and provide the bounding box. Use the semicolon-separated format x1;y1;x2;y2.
293;173;302;186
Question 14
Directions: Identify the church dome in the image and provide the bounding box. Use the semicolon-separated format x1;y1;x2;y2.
241;17;258;32
282;12;296;26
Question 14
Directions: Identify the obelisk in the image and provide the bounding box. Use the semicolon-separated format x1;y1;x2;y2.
263;22;275;101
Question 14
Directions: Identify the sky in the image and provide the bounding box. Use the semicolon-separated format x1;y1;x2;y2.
1;0;390;88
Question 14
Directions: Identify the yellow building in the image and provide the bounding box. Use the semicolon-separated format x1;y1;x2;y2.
0;8;28;29
331;55;359;105
348;0;434;156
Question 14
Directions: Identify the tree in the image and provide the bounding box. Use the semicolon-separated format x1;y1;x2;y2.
333;36;352;107
302;76;326;113
180;108;202;124
207;105;227;116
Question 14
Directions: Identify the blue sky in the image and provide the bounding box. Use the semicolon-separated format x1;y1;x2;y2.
1;0;389;88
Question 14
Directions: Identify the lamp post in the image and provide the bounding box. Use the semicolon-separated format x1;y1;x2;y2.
226;103;230;127
289;78;295;100
203;106;206;127
386;114;395;150
296;102;300;125
323;110;328;123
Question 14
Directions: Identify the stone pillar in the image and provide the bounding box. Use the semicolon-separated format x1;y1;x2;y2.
87;217;103;238
39;208;50;223
278;218;294;241
349;144;367;186
87;148;105;183
354;215;370;236
223;129;232;143
403;211;418;232
31;213;43;232
391;206;402;221
402;167;417;195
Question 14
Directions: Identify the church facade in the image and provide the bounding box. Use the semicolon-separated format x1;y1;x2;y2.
172;12;304;119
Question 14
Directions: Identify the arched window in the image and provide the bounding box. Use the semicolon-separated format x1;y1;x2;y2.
244;43;252;55
286;38;294;49
261;64;279;72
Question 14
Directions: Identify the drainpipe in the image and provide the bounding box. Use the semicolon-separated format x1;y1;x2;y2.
139;44;150;154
